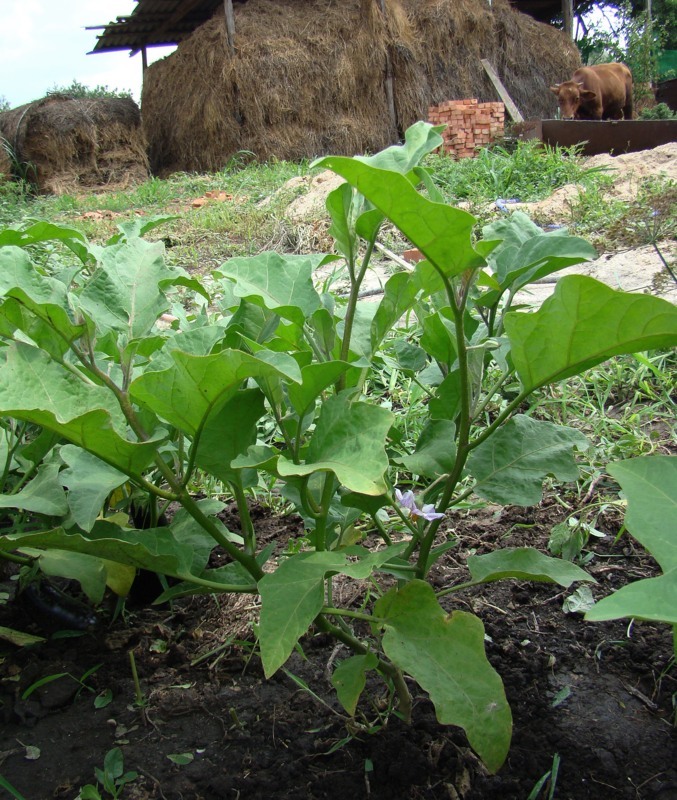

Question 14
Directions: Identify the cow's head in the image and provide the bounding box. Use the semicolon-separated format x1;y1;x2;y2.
550;81;597;119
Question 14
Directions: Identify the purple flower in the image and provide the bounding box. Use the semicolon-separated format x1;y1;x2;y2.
395;489;445;522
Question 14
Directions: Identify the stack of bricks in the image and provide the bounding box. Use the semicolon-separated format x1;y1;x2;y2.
428;99;505;159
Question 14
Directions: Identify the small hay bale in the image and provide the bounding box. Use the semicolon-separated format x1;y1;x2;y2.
142;0;581;174
0;95;149;194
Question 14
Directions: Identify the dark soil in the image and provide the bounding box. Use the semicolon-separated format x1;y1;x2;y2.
1;500;675;800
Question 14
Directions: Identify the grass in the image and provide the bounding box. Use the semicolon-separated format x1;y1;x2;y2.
1;140;674;507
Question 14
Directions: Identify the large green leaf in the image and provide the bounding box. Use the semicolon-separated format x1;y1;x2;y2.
193;389;267;484
468;415;588;505
375;580;511;773
131;348;301;436
313;158;484;278
505;276;677;392
0;246;86;345
359;121;445;174
0;220;89;263
0;342;160;476
78;236;185;339
1;522;197;579
484;212;597;291
607;456;677;572
30;550;109;604
0;462;68;517
585;570;677;624
59;445;127;531
277;393;393;495
258;545;405;677
467;547;594;587
586;456;677;626
215;252;328;327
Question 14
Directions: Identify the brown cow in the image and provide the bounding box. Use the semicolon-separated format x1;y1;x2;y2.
550;63;634;120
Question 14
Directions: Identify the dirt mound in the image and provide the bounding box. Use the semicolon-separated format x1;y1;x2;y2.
0;95;149;194
141;0;579;174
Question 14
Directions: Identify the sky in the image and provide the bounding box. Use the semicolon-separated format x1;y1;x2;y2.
0;1;176;108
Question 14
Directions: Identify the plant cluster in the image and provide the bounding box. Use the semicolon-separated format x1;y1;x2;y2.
47;80;133;101
0;124;676;772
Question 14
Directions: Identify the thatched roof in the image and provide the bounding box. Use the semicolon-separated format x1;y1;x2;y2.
89;0;585;54
0;95;150;194
141;0;581;174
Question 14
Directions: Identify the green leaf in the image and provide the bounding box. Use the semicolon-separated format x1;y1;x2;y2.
371;272;419;354
59;446;127;531
0;220;89;263
505;276;677;392
399;420;457;478
326;183;359;264
375;580;511;773
484;212;597;291
468;415;588;505
79;237;187;339
0;626;46;646
258;545;404;677
586;569;677;624
607;456;677;572
0;462;68;516
30;550;108;604
0;522;197;581
0;342;161;476
286;361;355;417
215;252;328;327
429;371;462;421
332;653;379;715
131;348;301;436
467;547;594;587
167;752;194;766
313;158;484;278
585;456;677;627
0;246;86;346
420;312;457;367
193;389;267;484
358;121;445;174
277;393;393;495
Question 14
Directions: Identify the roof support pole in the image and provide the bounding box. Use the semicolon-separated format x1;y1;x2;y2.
376;0;398;141
562;0;574;39
141;44;148;74
224;0;236;56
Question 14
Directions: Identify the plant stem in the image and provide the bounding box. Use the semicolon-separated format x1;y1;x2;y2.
314;614;413;722
314;473;337;551
231;481;256;557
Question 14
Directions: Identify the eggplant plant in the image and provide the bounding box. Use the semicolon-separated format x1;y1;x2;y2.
0;123;676;772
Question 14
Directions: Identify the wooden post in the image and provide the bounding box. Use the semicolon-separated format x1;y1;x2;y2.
562;0;574;39
224;0;235;56
376;0;398;140
141;45;148;74
481;59;524;123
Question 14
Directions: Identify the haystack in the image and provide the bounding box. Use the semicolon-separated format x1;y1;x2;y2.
0;95;149;194
0;140;11;183
142;0;580;174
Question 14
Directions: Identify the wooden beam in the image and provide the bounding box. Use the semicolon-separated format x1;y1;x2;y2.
480;59;524;123
224;0;236;56
562;0;574;38
142;45;148;74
